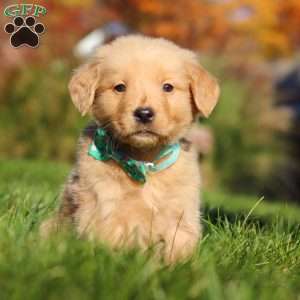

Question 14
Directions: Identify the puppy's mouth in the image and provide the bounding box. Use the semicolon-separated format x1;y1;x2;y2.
126;130;161;149
130;130;160;138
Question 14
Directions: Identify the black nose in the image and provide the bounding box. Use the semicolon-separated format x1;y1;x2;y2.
134;107;155;123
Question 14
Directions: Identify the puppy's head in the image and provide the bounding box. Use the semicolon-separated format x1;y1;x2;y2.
69;35;219;149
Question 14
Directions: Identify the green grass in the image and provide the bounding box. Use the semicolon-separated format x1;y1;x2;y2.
0;159;300;300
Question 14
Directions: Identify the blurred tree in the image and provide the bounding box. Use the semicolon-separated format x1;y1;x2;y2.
2;0;300;63
102;0;232;52
102;0;300;59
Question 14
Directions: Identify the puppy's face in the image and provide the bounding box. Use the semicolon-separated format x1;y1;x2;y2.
69;36;219;149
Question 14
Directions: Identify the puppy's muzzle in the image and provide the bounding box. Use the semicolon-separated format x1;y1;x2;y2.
133;107;155;124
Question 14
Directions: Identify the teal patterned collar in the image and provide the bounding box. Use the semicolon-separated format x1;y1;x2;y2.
88;128;180;183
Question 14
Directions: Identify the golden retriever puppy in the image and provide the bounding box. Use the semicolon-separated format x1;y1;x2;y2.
41;35;219;262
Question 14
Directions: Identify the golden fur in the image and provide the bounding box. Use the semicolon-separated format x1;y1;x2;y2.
41;35;219;262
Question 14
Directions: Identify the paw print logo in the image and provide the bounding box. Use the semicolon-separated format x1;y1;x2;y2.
4;16;45;48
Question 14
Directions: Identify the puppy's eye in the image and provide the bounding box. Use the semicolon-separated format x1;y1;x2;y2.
162;83;174;92
114;83;126;93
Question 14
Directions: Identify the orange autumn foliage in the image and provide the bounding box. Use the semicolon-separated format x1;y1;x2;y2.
103;0;300;59
2;0;300;60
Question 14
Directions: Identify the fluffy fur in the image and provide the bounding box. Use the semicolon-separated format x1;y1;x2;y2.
41;35;219;262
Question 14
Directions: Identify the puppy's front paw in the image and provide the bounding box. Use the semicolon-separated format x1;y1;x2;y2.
39;216;60;237
164;230;200;263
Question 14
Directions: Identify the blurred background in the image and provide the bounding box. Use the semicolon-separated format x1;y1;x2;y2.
1;0;300;203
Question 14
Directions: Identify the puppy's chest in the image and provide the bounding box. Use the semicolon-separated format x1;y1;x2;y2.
88;151;200;219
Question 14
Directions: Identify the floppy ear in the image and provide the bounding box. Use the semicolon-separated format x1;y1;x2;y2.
188;63;220;118
68;61;100;116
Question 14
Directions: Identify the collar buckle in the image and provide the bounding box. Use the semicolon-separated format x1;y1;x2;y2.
144;162;155;171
